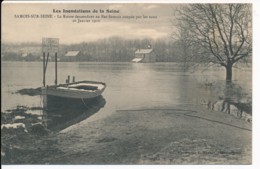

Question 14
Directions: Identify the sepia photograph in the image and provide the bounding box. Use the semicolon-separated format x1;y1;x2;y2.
1;0;257;166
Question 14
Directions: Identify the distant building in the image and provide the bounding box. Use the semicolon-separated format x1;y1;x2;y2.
20;53;39;61
63;51;81;62
21;53;28;58
132;48;156;63
21;53;30;61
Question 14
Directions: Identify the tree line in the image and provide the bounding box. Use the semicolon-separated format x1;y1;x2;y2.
2;37;186;62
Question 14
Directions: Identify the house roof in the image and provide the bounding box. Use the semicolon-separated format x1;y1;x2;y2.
65;51;80;57
21;53;28;57
135;49;153;54
132;58;144;63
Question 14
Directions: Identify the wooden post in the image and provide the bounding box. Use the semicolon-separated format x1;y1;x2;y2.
41;83;48;109
43;52;46;87
43;52;49;87
67;75;70;83
42;93;48;109
73;76;75;83
45;52;49;72
55;52;58;85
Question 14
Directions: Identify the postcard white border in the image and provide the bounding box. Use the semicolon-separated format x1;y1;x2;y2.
1;0;259;169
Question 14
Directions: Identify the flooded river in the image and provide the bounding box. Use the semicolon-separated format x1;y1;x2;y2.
1;62;252;127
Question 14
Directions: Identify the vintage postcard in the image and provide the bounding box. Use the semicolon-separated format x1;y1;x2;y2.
1;0;256;166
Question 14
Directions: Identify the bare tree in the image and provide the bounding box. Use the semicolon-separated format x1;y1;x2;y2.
173;27;196;70
175;4;252;82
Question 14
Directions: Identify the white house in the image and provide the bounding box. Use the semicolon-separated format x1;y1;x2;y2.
132;48;156;63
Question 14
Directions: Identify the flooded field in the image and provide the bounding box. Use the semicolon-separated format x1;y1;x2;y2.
1;61;252;164
2;61;252;115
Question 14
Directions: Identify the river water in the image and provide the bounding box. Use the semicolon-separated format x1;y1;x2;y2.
1;62;252;127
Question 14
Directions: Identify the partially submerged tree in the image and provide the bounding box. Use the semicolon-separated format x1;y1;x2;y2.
175;4;252;82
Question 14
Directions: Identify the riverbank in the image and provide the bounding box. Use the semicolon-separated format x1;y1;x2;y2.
1;104;251;164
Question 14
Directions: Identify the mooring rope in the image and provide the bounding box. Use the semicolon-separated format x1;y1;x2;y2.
117;108;251;132
81;97;89;109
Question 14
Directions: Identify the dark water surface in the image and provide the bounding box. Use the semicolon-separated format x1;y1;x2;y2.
2;62;252;129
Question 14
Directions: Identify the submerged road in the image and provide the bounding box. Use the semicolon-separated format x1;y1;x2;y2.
45;105;251;164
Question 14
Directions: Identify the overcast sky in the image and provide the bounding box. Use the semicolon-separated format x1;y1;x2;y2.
2;3;178;44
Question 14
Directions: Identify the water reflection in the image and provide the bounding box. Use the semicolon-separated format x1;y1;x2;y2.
199;81;252;122
41;96;106;131
2;62;252;123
